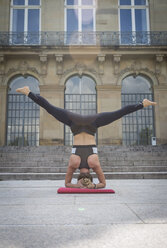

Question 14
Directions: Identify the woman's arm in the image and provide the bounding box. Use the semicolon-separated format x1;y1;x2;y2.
65;166;84;188
92;165;106;189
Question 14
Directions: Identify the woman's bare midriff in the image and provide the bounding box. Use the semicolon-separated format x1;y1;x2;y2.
73;132;96;146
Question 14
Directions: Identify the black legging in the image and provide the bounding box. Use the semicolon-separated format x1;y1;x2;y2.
28;92;143;135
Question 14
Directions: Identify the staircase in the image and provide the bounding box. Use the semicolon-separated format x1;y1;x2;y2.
0;145;167;180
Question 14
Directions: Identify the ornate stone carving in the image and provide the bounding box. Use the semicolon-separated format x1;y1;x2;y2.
130;60;141;77
155;54;164;75
113;55;121;75
97;54;106;75
117;66;159;86
75;63;86;76
60;63;102;86
55;55;63;75
39;54;48;75
6;60;39;80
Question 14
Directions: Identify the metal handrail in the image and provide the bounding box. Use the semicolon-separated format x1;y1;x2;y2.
0;31;167;46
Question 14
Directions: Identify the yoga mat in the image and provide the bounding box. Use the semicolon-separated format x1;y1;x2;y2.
57;187;115;194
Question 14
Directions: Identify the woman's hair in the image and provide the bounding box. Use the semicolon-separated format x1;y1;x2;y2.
77;173;93;182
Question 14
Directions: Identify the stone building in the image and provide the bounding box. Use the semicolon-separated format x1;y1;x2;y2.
0;0;167;147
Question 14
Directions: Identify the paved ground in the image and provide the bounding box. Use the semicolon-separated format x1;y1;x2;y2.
0;179;167;248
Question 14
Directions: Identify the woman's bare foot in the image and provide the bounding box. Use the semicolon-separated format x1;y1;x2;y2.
16;86;30;96
142;99;157;107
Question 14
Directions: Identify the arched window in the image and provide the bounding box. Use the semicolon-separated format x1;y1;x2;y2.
121;75;155;145
7;75;40;146
64;75;97;145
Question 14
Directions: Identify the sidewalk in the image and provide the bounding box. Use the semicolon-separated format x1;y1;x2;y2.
0;179;167;248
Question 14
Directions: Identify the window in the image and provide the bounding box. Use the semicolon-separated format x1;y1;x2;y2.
64;75;97;145
7;76;40;146
65;0;96;45
10;0;41;44
121;75;155;145
119;0;149;44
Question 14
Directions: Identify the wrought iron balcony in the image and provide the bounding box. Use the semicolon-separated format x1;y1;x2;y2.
0;31;167;46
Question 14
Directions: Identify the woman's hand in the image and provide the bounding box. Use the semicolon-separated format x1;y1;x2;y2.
78;179;86;188
86;182;96;189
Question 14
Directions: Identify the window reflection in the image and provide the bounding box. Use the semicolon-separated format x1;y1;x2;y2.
119;0;149;45
65;0;96;45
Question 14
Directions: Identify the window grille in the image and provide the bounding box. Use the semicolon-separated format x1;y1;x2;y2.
7;94;40;146
121;93;155;145
64;75;97;146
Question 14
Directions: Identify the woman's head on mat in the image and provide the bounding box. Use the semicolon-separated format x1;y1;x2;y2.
77;173;93;188
78;172;93;181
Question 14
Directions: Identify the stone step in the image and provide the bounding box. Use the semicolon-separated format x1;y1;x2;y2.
98;152;167;158
0;166;167;173
1;153;167;162
0;167;68;173
0;159;167;167
0;145;166;154
0;171;167;180
0;162;68;167
0;145;167;153
0;145;166;180
0;157;67;163
0;153;69;160
101;160;167;166
0;144;166;150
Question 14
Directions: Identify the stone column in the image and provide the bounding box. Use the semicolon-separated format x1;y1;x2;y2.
39;85;65;146
96;85;122;145
154;85;167;145
0;85;7;146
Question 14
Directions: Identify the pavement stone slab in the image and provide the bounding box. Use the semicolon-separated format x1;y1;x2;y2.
0;224;167;248
0;179;167;248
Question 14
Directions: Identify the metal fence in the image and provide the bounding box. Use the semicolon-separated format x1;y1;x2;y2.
6;94;40;146
0;31;167;46
121;93;155;145
64;94;97;146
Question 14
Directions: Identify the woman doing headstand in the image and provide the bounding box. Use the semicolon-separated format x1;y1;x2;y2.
16;86;156;189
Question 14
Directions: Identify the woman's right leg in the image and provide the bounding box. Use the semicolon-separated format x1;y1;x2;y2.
16;87;72;126
93;99;156;128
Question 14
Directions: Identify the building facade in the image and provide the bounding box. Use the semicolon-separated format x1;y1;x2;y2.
0;0;167;147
